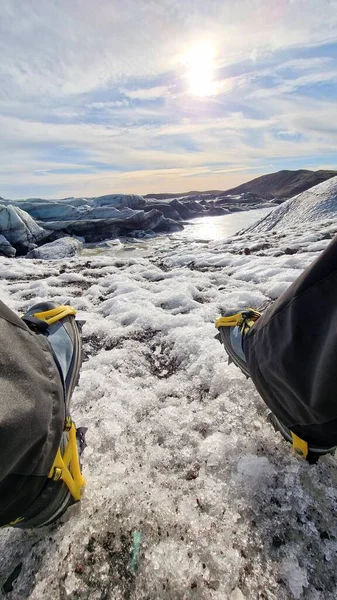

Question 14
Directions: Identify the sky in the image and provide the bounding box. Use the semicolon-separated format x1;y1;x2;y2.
1;0;337;199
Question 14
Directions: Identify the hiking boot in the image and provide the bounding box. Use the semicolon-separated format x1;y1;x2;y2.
268;413;336;464
22;301;84;410
215;309;261;378
15;302;87;528
215;309;336;463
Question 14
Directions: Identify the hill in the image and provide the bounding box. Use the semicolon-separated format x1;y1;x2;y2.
144;169;337;201
221;169;337;200
245;175;337;233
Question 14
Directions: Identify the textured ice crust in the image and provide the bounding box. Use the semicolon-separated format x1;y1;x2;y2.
1;204;337;599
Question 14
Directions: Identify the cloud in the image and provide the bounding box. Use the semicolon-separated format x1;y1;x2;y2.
121;86;171;100
1;0;337;197
2;1;337;100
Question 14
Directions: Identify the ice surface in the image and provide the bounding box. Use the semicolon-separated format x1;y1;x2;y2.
0;196;179;248
0;233;16;257
1;206;337;599
246;176;337;233
0;204;48;254
281;554;309;599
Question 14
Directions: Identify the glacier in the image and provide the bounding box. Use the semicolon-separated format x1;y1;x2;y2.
0;204;49;256
0;192;270;258
245;175;337;233
1;179;337;599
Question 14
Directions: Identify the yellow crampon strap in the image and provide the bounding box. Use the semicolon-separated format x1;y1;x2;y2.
215;309;261;331
291;432;308;459
215;312;246;328
48;423;86;501
33;305;77;325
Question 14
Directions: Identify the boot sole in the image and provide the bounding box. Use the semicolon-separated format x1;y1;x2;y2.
268;413;336;458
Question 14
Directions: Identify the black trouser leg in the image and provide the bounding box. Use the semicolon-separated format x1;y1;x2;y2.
244;236;337;447
0;300;64;526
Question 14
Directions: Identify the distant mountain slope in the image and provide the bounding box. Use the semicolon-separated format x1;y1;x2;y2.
143;191;222;200
245;175;337;233
222;169;337;200
144;169;337;201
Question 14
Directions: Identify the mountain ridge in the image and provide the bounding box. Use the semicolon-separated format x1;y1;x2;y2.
144;169;337;201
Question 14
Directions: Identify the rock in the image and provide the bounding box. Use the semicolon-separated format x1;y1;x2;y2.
25;237;83;260
0;204;49;255
0;234;16;257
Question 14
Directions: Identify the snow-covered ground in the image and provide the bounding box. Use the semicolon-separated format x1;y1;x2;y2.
1;208;337;599
245;176;337;234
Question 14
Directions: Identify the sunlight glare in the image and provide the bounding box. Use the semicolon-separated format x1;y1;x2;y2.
183;42;217;97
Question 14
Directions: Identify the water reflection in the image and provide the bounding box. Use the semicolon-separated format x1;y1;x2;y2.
82;207;273;257
179;207;272;242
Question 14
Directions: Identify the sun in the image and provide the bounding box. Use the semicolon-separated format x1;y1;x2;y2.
183;42;217;97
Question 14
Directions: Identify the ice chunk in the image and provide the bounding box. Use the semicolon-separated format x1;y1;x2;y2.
281;555;308;599
25;237;83;260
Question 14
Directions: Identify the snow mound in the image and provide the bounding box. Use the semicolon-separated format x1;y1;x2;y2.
245;176;337;233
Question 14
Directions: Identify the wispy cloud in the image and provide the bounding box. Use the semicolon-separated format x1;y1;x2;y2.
0;0;337;197
121;86;171;100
